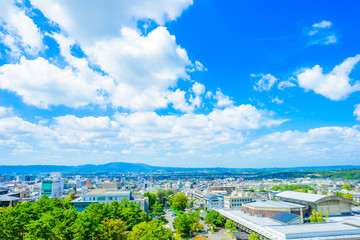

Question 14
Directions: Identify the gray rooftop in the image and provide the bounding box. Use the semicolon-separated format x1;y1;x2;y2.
244;200;305;209
276;191;327;203
0;195;20;202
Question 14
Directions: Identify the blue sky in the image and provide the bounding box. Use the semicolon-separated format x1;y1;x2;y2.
0;0;359;167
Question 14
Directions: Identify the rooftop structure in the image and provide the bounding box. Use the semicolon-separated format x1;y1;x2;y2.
276;191;354;217
216;209;360;240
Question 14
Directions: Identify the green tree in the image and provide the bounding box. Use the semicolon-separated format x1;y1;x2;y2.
128;220;173;240
143;192;157;211
172;193;189;212
151;201;167;223
225;219;236;231
205;210;224;227
248;232;260;240
309;209;328;223
64;191;76;203
99;219;127;240
173;213;197;237
155;189;168;206
341;184;353;191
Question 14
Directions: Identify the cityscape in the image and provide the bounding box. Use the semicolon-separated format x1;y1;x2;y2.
1;0;360;240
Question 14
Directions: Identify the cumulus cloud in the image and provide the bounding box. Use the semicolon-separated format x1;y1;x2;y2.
0;0;43;56
244;126;360;166
296;54;360;100
0;56;114;109
0;104;285;157
354;104;360;121
30;0;193;47
214;89;234;108
251;73;277;91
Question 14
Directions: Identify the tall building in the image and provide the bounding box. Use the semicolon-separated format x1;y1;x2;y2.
41;179;64;198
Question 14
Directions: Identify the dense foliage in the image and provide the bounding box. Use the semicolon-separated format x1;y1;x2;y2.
271;184;314;193
0;195;168;240
172;192;189;212
205;210;224;228
248;232;260;240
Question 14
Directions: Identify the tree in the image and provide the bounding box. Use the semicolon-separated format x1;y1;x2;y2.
151;201;167;223
99;219;127;240
172;193;189;212
128;220;173;240
64;191;76;203
205;210;224;227
190;222;204;233
309;209;328;223
248;232;260;240
341;184;352;191
143;192;157;211
156;189;168;206
225;219;236;231
173;213;198;237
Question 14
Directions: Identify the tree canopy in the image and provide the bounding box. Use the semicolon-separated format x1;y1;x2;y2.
172;192;189;212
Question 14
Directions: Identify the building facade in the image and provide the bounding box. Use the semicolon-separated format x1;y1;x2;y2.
224;196;255;209
71;189;149;213
41;179;64;198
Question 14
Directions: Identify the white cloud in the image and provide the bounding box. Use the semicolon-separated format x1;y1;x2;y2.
0;106;13;118
30;0;193;47
296;54;360;100
313;20;332;29
192;82;205;96
166;89;193;112
0;56;114;109
307;20;336;45
214;89;234;108
245;126;360;166
88;27;190;97
354;104;360;121
0;104;285;158
0;0;43;56
271;97;283;104
278;80;296;90
251;73;277;91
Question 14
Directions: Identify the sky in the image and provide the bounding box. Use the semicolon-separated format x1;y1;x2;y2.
0;0;359;168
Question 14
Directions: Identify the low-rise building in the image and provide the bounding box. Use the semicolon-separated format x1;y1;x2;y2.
203;195;224;210
71;189;149;213
224;196;255;209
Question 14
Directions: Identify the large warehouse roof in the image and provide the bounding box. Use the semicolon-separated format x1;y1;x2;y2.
276;191;328;203
244;200;305;209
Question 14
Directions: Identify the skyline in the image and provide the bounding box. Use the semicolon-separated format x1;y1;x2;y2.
0;0;360;167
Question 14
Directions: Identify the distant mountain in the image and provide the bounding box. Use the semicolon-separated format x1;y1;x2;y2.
0;162;359;174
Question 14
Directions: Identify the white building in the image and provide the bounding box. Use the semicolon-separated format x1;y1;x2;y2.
71;189;149;213
203;195;224;210
224;195;255;209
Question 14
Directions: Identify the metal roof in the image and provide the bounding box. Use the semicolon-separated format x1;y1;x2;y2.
0;195;20;201
276;191;327;203
244;200;305;209
270;212;300;224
